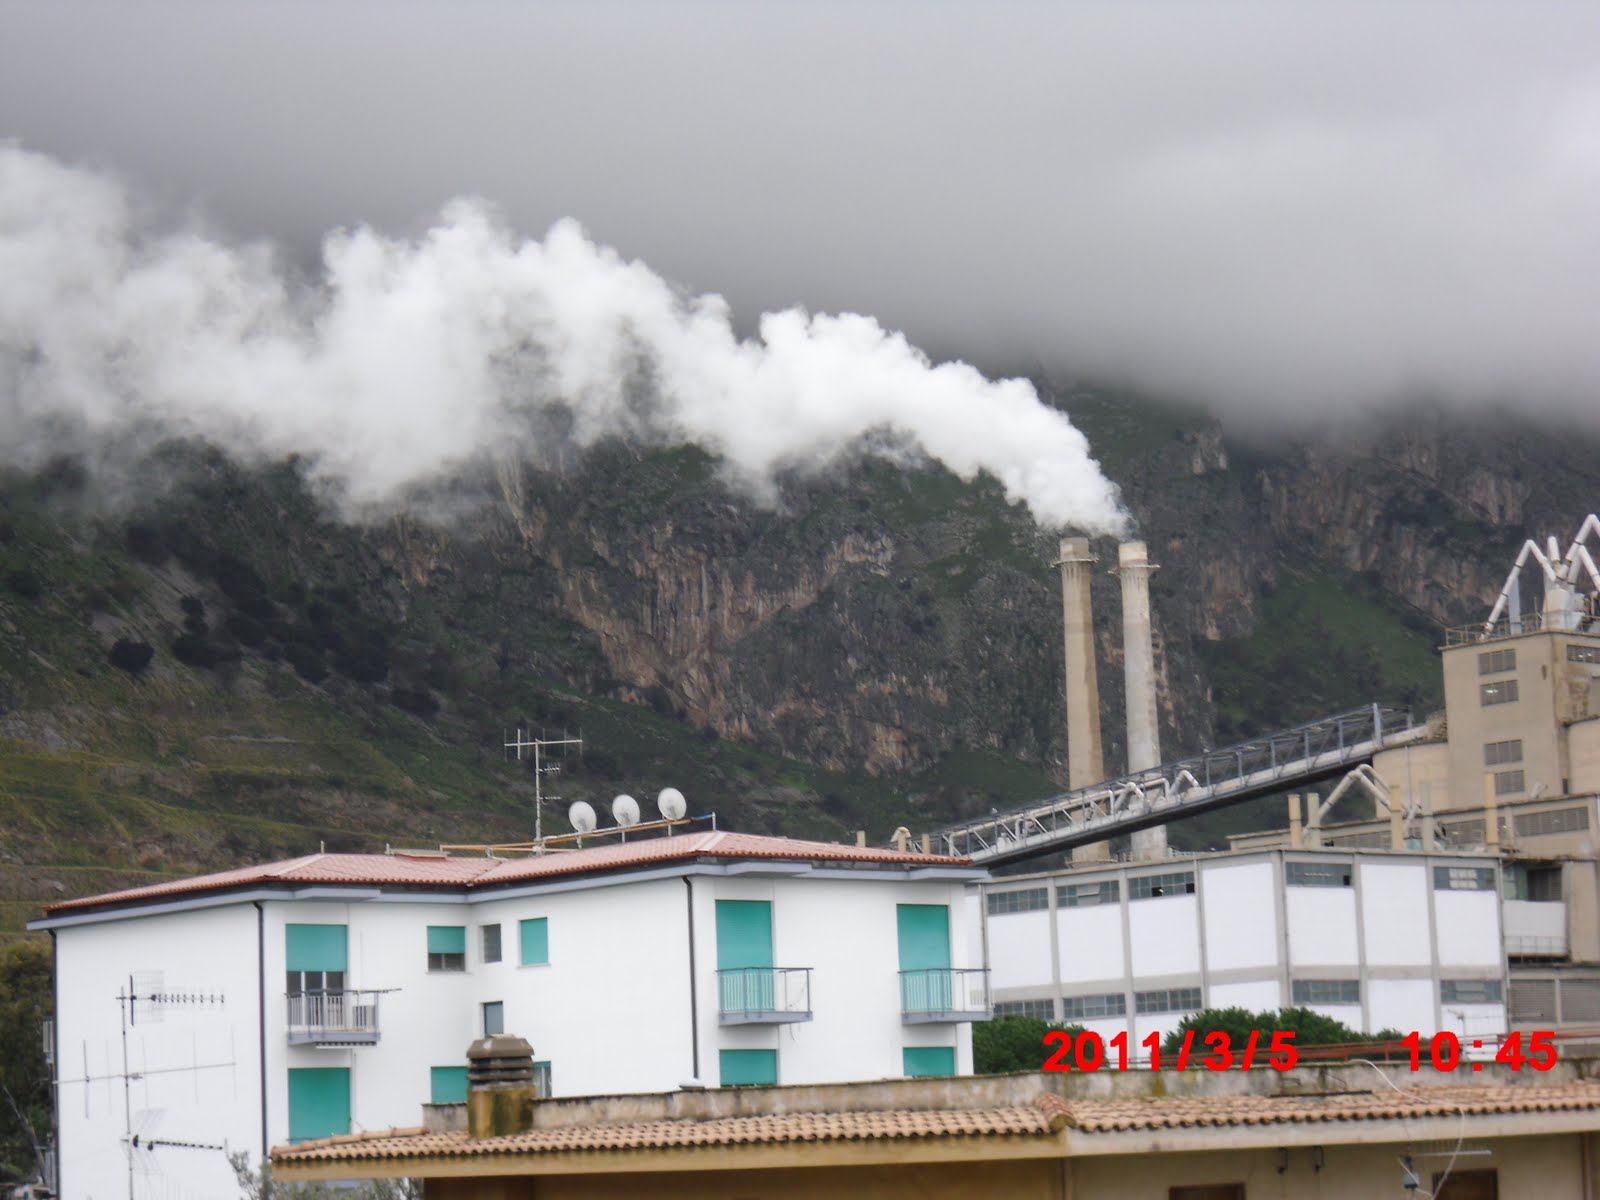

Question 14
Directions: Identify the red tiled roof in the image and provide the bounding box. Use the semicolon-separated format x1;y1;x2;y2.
43;831;970;915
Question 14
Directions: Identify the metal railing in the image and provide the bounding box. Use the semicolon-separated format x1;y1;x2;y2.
1505;934;1568;958
900;968;991;1023
286;990;382;1045
716;967;813;1024
925;703;1421;865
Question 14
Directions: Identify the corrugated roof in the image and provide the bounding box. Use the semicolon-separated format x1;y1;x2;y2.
43;831;969;915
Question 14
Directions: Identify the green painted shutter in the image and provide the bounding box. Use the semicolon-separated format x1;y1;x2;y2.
519;917;549;965
716;901;774;1011
427;925;466;955
897;904;952;1011
430;1066;468;1104
903;1046;956;1078
719;1049;777;1086
287;1067;350;1142
285;924;347;972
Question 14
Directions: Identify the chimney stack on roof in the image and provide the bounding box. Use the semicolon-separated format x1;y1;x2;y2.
467;1034;538;1139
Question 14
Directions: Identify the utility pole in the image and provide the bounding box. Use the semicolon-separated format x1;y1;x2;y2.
504;729;583;841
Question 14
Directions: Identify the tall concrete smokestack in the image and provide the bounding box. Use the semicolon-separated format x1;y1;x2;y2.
1058;537;1109;863
1118;541;1166;860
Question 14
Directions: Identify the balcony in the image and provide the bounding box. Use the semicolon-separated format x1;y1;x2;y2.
286;990;382;1046
900;968;992;1024
716;967;813;1025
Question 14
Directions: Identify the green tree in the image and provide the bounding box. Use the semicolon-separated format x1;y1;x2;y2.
973;1015;1086;1074
0;939;53;1187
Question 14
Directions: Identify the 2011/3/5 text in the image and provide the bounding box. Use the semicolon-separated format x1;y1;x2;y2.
1041;1029;1561;1073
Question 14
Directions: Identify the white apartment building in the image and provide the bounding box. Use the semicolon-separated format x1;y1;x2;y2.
34;830;987;1200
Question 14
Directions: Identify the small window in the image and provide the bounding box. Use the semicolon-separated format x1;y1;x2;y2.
1434;1168;1497;1199
1058;880;1120;908
902;1046;956;1078
1134;987;1201;1014
1129;872;1195;900
1285;862;1352;888
1568;644;1600;665
1062;993;1127;1020
1505;864;1562;902
480;924;502;964
482;1001;504;1036
1441;980;1503;1005
427;925;467;972
1480;680;1519;706
1291;979;1360;1005
1433;866;1495;891
986;888;1049;915
1478;648;1516;676
1483;739;1523;767
719;1049;777;1087
429;1065;468;1104
533;1060;552;1098
1515;806;1591;837
993;1000;1056;1020
519;917;549;965
1493;769;1525;796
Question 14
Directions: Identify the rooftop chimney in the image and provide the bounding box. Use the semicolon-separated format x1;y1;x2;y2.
1118;542;1167;860
1058;537;1109;863
467;1034;538;1139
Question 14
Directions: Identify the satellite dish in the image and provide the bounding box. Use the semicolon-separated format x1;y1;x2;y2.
612;794;641;827
567;801;597;833
657;787;687;821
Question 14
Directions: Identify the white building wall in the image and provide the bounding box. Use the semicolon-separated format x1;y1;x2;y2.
1367;978;1437;1035
1360;863;1431;966
987;910;1051;991
1285;887;1359;968
1128;895;1199;977
1207;980;1279;1012
1057;905;1123;985
1435;890;1505;968
1202;862;1277;972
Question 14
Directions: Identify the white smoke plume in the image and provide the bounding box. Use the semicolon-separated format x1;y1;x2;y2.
0;147;1127;535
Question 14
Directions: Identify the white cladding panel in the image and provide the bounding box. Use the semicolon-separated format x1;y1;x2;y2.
987;910;1052;990
1367;978;1437;1035
1285;887;1359;967
1207;979;1280;1012
1304;1003;1364;1030
1057;904;1124;984
1360;862;1431;966
1434;890;1503;968
1128;896;1199;977
1200;862;1277;971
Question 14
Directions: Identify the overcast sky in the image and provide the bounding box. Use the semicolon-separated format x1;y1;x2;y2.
4;0;1599;422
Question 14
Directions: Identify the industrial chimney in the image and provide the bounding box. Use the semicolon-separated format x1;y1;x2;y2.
1058;537;1110;862
1117;542;1166;860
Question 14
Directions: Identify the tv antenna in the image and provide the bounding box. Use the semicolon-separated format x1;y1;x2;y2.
504;728;583;841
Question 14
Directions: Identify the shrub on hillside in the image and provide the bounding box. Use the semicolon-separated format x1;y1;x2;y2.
284;641;328;684
108;639;155;675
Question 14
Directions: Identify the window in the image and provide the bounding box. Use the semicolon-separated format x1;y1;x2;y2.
1569;644;1600;665
1062;993;1127;1020
286;924;348;996
1129;872;1194;900
429;1066;468;1104
1504;864;1562;901
1515;806;1591;837
719;1049;777;1086
533;1060;553;1098
1493;769;1525;796
1438;818;1486;846
1169;1188;1245;1200
519;917;549;965
1058;880;1120;908
902;1046;956;1078
482;1001;504;1036
1509;979;1557;1023
1285;862;1352;887
1478;648;1516;675
1433;866;1495;891
1292;979;1360;1005
1135;987;1201;1014
427;925;466;972
993;1000;1056;1020
480;924;502;964
1440;980;1503;1005
1480;680;1519;706
1483;739;1523;766
287;1067;350;1144
986;887;1048;915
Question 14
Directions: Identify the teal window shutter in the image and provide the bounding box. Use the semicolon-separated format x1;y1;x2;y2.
429;1066;468;1104
714;901;774;968
903;1046;956;1077
287;1067;351;1142
895;905;950;970
519;918;549;965
285;924;347;972
427;926;466;955
718;1049;777;1086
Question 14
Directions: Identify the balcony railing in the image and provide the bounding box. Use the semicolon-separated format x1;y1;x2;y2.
716;967;813;1024
900;968;992;1024
286;990;382;1045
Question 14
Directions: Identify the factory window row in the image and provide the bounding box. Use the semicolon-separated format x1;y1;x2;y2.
1438;818;1486;847
1515;806;1591;838
1483;738;1523;767
1063;993;1128;1020
1440;980;1503;1005
1059;880;1120;908
987;887;1049;915
1512;977;1600;1024
1291;979;1359;1006
1134;987;1201;1015
1494;769;1526;796
1479;679;1519;706
1129;872;1195;900
1569;644;1600;665
1477;648;1517;676
1433;866;1495;892
993;999;1056;1020
1285;862;1352;888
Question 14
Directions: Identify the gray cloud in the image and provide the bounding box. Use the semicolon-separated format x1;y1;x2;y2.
2;0;1598;420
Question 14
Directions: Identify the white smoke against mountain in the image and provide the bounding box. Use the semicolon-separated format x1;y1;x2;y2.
0;147;1127;534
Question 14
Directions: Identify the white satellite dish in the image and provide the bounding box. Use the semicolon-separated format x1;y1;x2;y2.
657;787;687;821
612;794;641;827
568;801;597;833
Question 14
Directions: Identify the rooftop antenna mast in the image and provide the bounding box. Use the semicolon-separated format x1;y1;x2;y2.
504;728;583;841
